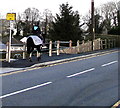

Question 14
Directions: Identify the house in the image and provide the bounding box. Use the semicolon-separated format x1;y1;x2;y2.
102;26;108;34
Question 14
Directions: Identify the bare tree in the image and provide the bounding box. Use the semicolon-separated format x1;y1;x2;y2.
14;13;24;37
117;1;120;27
117;1;120;10
82;11;91;33
42;9;53;38
100;1;118;29
23;7;41;36
24;8;40;22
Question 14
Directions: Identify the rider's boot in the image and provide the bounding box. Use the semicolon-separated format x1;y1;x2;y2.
37;56;41;61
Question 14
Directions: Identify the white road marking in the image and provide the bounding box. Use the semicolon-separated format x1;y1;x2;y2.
67;68;95;78
0;82;52;99
101;61;118;67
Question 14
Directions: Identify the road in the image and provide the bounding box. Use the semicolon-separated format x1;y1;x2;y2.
1;51;119;107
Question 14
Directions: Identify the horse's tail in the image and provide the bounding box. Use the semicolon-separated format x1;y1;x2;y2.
27;37;34;54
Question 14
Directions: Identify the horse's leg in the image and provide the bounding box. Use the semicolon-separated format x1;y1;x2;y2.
29;52;32;62
27;37;35;62
37;51;41;61
36;45;42;61
28;47;34;62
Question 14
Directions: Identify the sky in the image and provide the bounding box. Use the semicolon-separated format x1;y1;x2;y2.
0;0;119;18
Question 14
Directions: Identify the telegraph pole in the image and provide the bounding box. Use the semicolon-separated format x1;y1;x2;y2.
117;10;120;27
91;0;95;50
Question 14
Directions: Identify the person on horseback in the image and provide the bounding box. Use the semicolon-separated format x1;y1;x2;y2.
32;23;45;43
26;23;44;61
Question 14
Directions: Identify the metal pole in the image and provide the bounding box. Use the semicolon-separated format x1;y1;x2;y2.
8;20;12;62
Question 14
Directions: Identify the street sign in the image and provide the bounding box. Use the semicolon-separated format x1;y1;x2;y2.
6;13;16;20
6;13;16;62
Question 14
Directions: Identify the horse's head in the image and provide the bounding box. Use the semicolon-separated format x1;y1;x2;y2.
20;37;27;43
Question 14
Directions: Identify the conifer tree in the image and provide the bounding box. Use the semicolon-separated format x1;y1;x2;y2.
49;3;82;42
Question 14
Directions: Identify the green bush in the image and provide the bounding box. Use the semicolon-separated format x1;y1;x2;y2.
108;26;120;35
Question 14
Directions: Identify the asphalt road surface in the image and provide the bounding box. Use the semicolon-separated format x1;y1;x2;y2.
1;51;119;107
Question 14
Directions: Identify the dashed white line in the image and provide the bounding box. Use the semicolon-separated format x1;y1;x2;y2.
1;60;118;99
101;61;118;67
0;81;52;99
67;68;95;78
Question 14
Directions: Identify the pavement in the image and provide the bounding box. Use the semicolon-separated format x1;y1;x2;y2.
0;48;119;74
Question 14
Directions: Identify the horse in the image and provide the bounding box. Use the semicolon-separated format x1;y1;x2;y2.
26;35;43;62
20;24;44;62
20;35;43;62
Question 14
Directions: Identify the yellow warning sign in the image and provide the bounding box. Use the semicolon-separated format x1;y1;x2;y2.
6;13;16;20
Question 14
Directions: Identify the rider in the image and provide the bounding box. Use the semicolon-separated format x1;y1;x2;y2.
32;23;45;44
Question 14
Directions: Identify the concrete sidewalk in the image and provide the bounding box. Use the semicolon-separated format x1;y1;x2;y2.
0;48;119;74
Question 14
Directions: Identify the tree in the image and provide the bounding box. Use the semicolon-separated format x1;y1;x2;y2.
49;3;82;42
107;1;120;35
82;8;102;34
83;1;120;35
82;11;91;34
23;8;40;36
108;26;120;35
117;1;120;27
24;8;40;22
14;13;23;37
42;9;53;38
100;1;118;30
94;14;101;34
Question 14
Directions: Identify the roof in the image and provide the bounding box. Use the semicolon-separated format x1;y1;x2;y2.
2;36;23;45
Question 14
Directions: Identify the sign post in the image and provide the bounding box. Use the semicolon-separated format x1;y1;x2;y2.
6;13;16;62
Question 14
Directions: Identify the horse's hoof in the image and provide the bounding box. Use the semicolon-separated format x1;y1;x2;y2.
29;58;32;62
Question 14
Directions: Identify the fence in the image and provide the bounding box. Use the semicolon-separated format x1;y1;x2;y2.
96;34;119;47
58;38;116;54
0;38;117;62
5;43;26;62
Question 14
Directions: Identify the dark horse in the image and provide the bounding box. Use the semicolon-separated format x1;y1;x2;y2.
27;35;43;62
26;25;44;62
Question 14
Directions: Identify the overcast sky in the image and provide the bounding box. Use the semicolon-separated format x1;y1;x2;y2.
0;0;118;18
